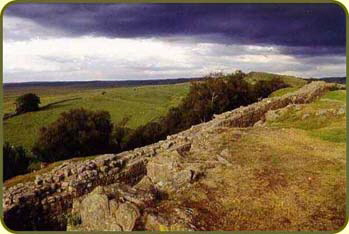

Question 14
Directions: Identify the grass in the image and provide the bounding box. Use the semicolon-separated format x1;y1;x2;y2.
321;90;346;102
269;87;299;97
4;82;346;230
245;72;307;87
266;90;346;143
155;126;346;230
4;83;190;150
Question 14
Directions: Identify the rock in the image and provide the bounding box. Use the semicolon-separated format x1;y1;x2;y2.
301;113;310;120
295;105;302;111
162;141;174;150
144;213;193;231
147;162;172;184
134;176;154;191
253;120;265;127
47;196;56;203
114;202;140;231
175;143;191;157
220;149;231;158
70;186;141;231
79;187;109;230
173;170;192;188
64;169;72;177
216;156;232;166
265;110;279;121
108;167;120;175
35;176;43;185
100;166;109;173
337;107;345;115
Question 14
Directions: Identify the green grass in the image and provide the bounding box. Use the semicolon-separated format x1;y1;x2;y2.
245;71;307;87
310;127;346;143
269;87;299;97
4;83;190;150
266;90;346;143
321;90;346;102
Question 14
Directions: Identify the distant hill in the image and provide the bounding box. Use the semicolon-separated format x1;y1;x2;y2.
4;77;203;90
306;77;346;84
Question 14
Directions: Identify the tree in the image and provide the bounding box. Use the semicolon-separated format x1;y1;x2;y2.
32;108;113;162
3;142;30;180
253;78;289;99
15;93;41;114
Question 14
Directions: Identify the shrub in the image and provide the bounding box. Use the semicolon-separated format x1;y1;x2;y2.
32;108;113;162
110;116;132;152
3;142;30;180
15;93;41;114
253;78;289;99
122;71;288;151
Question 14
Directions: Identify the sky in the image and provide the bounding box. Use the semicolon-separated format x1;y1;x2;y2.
3;3;346;83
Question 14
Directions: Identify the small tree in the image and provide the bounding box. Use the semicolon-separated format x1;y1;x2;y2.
15;93;41;114
3;142;30;180
32;108;113;162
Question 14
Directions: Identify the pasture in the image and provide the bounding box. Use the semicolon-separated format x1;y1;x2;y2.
4;83;190;150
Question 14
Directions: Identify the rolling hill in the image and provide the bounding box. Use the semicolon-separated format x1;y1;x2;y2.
3;81;346;231
2;71;324;151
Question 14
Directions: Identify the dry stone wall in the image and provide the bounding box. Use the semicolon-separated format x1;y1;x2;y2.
2;81;344;230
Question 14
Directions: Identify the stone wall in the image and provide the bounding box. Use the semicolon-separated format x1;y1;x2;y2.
2;81;344;231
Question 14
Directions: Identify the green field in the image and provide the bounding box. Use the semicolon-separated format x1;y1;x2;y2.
4;83;190;150
245;71;307;87
3;72;308;151
266;90;346;143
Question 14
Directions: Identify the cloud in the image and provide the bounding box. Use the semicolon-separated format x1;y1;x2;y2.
4;36;345;82
3;15;72;41
5;3;346;53
3;4;346;82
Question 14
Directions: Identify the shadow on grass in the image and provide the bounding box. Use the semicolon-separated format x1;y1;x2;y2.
40;97;82;111
3;97;82;120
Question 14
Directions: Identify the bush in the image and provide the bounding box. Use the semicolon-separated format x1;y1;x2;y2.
32;108;113;162
122;71;288;151
110;116;132;152
253;78;289;99
3;142;30;180
15;93;41;114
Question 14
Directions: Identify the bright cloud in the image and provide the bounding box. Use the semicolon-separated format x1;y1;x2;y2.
3;14;346;82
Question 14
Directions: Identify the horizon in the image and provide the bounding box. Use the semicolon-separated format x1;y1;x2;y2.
3;72;347;85
3;3;346;83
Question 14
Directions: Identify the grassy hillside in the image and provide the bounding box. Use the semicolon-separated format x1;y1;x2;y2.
155;89;346;230
4;83;190;150
4;84;345;230
245;71;307;87
266;90;346;143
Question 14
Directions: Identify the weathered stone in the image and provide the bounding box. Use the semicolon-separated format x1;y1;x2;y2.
301;113;310;120
35;176;43;185
47;196;56;203
173;170;192;188
175;143;191;157
100;166;109;173
50;183;58;190
79;187;109;230
337;107;345;115
113;202;140;231
108;167;120;175
162;141;174;149
64;169;72;177
147;162;172;184
61;182;69;188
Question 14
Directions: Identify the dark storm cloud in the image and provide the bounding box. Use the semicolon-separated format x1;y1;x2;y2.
5;3;346;55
